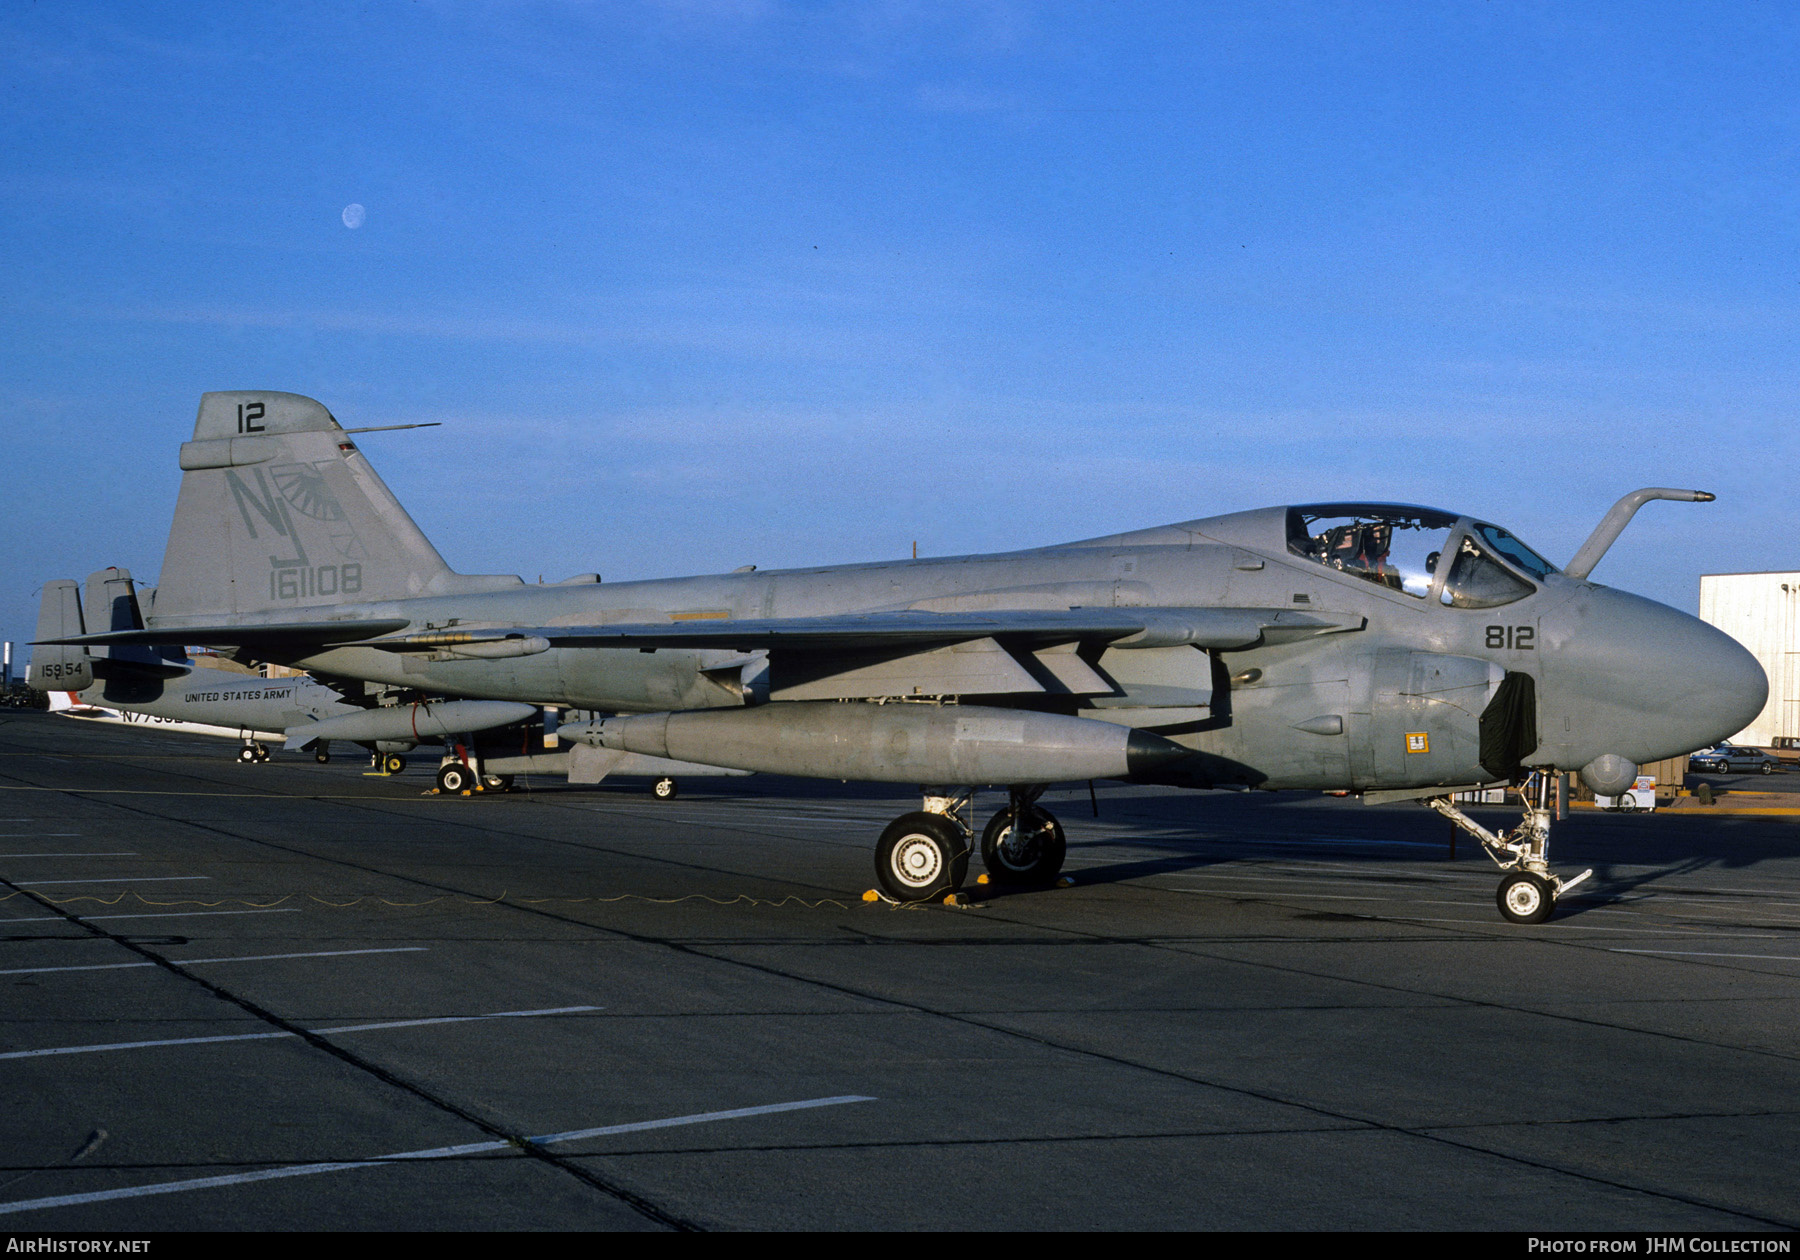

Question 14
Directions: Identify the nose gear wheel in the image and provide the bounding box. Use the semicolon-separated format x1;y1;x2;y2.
1426;772;1592;925
1497;871;1554;924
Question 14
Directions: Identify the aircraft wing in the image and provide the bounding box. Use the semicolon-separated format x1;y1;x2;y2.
38;607;1362;659
346;607;1362;653
331;607;1360;703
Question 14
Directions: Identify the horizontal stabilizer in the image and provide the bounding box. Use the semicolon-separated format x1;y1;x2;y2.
35;618;412;649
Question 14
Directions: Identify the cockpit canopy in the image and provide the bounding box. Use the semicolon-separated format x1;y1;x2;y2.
1286;504;1558;609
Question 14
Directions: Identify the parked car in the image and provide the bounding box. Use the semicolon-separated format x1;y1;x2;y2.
1690;744;1781;774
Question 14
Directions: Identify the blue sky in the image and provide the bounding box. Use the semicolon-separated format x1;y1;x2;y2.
5;1;1799;658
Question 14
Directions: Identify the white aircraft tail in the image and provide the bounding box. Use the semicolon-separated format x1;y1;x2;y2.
153;392;521;625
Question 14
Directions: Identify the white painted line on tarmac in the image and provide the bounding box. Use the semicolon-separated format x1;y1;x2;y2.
531;1095;876;1144
734;815;861;825
3;909;303;924
13;877;210;885
0;1095;877;1216
1609;949;1800;962
0;947;426;976
1642;884;1800;898
0;1005;603;1061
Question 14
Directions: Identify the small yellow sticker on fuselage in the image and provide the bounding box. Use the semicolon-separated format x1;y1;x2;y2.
1405;732;1430;754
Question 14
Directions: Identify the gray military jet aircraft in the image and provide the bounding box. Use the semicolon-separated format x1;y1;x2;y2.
37;392;1767;922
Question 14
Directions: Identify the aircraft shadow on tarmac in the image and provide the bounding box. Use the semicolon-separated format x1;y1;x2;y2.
990;793;1800;924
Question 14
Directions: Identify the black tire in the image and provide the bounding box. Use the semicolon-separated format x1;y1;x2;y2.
383;754;407;775
437;762;474;793
652;777;678;800
314;750;331;765
252;745;271;763
238;746;257;764
483;774;514;792
1613;796;1636;814
875;812;970;903
1496;872;1555;924
1762;762;1775;775
981;806;1067;885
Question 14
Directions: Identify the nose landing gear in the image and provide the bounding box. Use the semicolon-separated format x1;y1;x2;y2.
1427;772;1592;924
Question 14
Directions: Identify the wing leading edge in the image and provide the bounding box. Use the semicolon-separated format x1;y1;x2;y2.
347;607;1362;654
37;607;1362;656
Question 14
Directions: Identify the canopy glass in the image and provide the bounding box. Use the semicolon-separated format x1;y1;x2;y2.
1286;504;1556;609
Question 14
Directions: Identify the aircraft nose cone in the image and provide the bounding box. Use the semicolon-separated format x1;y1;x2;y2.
1694;622;1771;746
1543;587;1767;763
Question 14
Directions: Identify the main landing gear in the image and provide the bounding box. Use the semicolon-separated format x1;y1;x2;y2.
436;761;478;794
981;787;1067;887
434;755;515;795
1426;771;1593;925
873;787;1067;903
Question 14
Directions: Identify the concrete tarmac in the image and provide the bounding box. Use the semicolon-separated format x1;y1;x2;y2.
2;711;1798;1231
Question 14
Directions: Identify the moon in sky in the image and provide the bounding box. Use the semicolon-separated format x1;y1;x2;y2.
341;203;366;229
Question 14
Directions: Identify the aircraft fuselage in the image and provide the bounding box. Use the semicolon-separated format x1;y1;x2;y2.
203;505;1760;794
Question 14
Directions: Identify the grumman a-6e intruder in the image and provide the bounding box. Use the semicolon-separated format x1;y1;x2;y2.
36;392;1768;922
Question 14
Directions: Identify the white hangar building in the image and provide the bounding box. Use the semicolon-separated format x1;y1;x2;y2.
1699;572;1800;746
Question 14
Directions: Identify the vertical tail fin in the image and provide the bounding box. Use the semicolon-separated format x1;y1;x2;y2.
153;392;520;626
27;580;92;691
82;568;185;673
